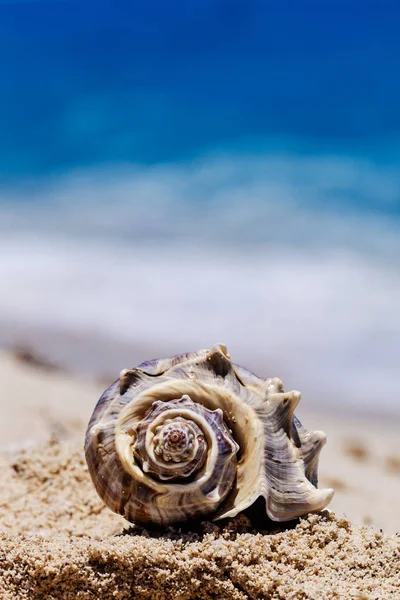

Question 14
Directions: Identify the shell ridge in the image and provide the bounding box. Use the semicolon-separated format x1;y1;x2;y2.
84;345;334;526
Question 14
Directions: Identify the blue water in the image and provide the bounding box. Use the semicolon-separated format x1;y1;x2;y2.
1;1;400;415
1;0;400;189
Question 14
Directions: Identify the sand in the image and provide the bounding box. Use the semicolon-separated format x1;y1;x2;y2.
0;440;399;600
0;349;399;598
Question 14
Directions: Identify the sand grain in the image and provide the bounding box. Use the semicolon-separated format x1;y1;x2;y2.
0;441;399;600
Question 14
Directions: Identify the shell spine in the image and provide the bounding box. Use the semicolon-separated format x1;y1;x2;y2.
85;344;334;525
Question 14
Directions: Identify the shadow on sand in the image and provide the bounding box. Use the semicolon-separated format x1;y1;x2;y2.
117;498;314;543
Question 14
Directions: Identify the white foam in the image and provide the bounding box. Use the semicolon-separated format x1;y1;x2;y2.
0;235;399;414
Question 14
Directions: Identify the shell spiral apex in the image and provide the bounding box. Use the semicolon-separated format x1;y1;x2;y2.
84;344;334;526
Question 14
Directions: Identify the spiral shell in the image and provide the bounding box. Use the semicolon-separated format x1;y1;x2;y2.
85;344;334;526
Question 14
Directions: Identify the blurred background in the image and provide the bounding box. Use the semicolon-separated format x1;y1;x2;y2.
1;0;400;418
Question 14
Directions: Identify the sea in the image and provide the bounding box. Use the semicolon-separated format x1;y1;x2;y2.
0;0;400;417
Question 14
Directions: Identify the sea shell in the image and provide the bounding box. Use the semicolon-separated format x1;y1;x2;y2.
85;344;334;526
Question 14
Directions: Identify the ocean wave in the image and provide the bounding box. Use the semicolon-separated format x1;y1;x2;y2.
0;152;399;415
0;150;399;255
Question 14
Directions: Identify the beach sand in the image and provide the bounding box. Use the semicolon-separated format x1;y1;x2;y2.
0;349;399;599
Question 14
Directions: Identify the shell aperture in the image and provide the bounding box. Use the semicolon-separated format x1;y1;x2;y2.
84;344;334;526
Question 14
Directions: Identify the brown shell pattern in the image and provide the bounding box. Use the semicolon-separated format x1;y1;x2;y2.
84;344;334;526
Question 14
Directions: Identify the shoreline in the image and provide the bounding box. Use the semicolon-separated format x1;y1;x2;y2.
1;320;400;423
